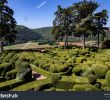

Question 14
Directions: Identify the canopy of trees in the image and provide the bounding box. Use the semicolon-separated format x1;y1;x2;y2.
52;0;108;49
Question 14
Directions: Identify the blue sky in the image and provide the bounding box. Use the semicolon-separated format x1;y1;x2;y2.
8;0;110;29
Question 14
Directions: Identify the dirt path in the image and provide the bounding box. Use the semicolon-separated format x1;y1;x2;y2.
32;71;46;80
22;41;32;49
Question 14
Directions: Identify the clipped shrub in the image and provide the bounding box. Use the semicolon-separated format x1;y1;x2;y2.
95;56;109;63
33;60;39;67
105;70;110;85
16;62;32;82
0;63;12;75
9;54;19;65
0;54;7;63
88;74;97;85
50;74;62;85
42;63;50;71
105;62;110;69
81;64;90;73
15;57;28;68
2;53;15;63
72;67;82;76
49;64;67;73
5;69;17;80
43;87;56;91
83;60;95;66
103;86;110;91
79;49;89;56
73;84;99;91
76;57;87;63
91;64;109;78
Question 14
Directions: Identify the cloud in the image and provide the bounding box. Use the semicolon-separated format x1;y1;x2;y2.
36;1;47;9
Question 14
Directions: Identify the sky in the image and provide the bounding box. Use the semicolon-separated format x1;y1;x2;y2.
8;0;110;29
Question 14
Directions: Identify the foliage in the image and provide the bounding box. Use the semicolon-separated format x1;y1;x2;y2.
73;84;99;91
91;64;109;78
16;62;32;82
102;39;110;48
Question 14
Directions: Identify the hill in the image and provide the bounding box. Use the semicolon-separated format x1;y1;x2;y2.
15;25;42;44
32;27;54;40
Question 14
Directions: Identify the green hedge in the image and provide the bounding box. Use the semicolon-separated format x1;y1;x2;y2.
91;64;109;78
0;63;12;75
73;84;99;91
16;62;32;82
2;53;15;63
105;70;110;85
0;79;23;91
5;69;18;80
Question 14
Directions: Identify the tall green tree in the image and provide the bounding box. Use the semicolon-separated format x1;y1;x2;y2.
93;10;108;48
52;6;73;48
0;0;16;52
71;0;99;49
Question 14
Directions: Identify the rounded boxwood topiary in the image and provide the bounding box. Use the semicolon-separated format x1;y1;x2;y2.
50;74;62;85
49;64;67;73
0;63;12;75
2;53;15;63
91;64;109;78
73;84;99;91
76;57;87;63
0;54;7;63
88;74;97;85
105;70;110;85
72;67;82;76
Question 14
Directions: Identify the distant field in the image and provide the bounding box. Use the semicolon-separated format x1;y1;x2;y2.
4;42;54;50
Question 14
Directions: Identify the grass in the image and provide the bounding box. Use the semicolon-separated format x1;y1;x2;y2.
4;42;54;50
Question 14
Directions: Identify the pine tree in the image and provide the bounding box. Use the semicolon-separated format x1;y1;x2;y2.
0;0;17;52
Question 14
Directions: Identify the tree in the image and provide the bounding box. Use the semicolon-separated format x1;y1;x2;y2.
93;10;108;48
52;6;73;48
0;0;17;52
71;0;99;49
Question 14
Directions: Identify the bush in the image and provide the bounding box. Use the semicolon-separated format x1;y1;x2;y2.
88;74;97;85
0;63;12;75
15;57;28;68
49;64;67;73
91;64;109;78
105;62;110;69
73;84;99;91
9;54;19;65
50;74;61;85
83;61;95;66
95;56;109;63
81;64;90;73
76;57;87;63
5;69;17;80
72;67;82;76
16;62;32;82
79;49;89;56
43;87;56;91
42;63;50;71
102;39;110;48
105;70;110;85
103;86;110;91
2;53;15;63
0;54;7;63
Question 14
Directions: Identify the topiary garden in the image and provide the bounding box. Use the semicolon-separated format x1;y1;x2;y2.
0;47;110;91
